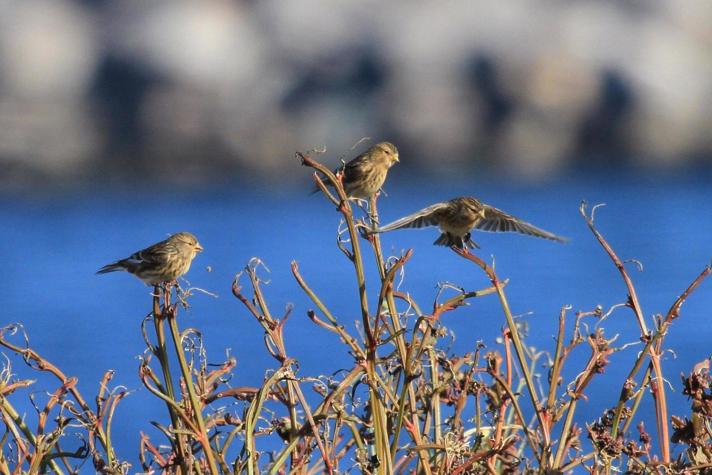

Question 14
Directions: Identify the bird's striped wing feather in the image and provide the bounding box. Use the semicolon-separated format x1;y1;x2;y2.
310;154;368;194
376;202;450;232
475;206;566;242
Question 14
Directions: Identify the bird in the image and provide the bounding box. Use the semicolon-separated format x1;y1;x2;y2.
97;232;203;285
370;197;566;249
312;142;399;200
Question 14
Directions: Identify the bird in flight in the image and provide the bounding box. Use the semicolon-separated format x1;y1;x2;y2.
370;197;566;249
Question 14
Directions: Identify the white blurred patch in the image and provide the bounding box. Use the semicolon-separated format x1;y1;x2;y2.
0;0;100;99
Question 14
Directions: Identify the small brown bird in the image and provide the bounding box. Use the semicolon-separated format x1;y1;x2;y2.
372;197;566;249
97;232;203;285
313;142;399;199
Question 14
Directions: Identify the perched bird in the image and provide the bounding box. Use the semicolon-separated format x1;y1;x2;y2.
371;197;566;249
313;142;399;199
97;232;203;285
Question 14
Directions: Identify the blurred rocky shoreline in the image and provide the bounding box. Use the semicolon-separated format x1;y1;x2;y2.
1;0;711;188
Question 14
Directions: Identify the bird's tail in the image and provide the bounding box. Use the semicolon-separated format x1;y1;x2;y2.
96;262;124;274
433;233;480;249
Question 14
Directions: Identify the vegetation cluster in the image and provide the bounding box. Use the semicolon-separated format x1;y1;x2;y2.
1;151;711;474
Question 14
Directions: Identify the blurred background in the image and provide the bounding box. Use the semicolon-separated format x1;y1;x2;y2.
2;0;712;187
2;0;712;470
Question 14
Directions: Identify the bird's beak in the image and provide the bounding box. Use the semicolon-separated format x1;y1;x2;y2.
196;244;204;253
394;155;400;163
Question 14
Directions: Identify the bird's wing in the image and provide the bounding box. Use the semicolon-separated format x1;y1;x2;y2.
375;202;450;232
474;205;566;242
341;154;370;179
128;240;173;266
310;154;368;194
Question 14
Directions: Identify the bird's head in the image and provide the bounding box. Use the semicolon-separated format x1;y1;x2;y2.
171;232;204;253
373;142;399;167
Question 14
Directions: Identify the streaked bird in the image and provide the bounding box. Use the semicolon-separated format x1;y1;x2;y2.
371;197;566;249
97;232;203;285
313;142;399;199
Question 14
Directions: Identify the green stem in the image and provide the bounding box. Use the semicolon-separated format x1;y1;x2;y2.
0;398;65;475
166;311;220;474
151;289;189;474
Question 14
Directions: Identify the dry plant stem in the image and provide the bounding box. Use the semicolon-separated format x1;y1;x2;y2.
610;337;658;439
0;380;33;398
367;227;431;473
555;333;613;468
489;372;540;466
546;306;568;415
368;196;410;362
0;456;10;475
0;328;115;470
234;267;335;475
244;364;287;475
369;200;432;473
582;203;712;464
580;203;648;336
454;349;481;432
428;347;443;445
559;452;596;472
288;375;334;474
29;381;72;473
140;364;201;433
298;152;373;349
552;398;577;468
1;397;66;475
367;235;431;471
449;449;498;475
151;287;190;474
621;367;652;436
648;352;670;463
646;265;711;459
163;290;220;475
580;202;669;460
490;331;513;470
393;285;500;469
103;391;127;472
368;196;418;412
299;151;394;474
452;248;550;451
291;262;366;360
664;265;712;324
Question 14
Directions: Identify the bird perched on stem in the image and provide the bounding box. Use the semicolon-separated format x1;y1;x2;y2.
97;232;203;285
370;197;566;249
313;142;399;200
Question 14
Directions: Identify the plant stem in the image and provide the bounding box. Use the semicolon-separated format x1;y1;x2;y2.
151;287;189;474
166;307;220;474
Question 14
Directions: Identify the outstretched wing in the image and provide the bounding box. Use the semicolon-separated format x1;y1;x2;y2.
375;202;450;233
475;205;567;242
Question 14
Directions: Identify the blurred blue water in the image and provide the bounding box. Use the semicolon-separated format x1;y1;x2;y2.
1;173;711;469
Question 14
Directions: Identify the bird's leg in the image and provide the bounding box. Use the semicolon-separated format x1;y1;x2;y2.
464;233;480;250
453;244;472;255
